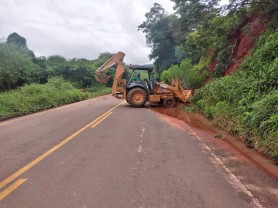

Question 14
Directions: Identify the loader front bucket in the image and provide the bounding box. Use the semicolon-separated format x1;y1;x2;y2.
95;73;111;84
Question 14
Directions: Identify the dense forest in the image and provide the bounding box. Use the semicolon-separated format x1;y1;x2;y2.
139;0;278;162
0;33;113;118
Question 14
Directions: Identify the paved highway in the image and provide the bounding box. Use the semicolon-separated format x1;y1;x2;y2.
0;95;277;208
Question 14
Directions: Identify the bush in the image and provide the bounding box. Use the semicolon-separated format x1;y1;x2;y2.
190;30;278;162
161;58;208;89
0;77;89;118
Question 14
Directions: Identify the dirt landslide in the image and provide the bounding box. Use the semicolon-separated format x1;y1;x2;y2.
205;13;267;78
151;106;278;208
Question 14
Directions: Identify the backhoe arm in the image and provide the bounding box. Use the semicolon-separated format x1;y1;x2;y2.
95;51;126;97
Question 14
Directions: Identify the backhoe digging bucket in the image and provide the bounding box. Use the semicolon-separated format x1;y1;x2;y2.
95;73;111;84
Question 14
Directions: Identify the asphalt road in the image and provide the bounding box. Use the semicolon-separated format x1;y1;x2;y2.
0;95;277;208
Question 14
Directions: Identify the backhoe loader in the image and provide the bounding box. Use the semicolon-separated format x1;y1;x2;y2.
95;51;191;107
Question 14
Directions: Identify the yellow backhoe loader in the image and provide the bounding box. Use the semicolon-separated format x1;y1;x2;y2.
95;51;191;107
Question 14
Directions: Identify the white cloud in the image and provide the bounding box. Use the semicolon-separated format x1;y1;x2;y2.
0;0;174;64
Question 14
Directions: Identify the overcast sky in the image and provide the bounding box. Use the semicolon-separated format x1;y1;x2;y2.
0;0;177;64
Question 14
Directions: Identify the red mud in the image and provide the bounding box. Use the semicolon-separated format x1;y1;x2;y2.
152;107;216;133
151;107;278;180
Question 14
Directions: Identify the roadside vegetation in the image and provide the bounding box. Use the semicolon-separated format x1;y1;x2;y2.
0;33;113;119
139;0;278;163
0;77;111;119
191;31;278;162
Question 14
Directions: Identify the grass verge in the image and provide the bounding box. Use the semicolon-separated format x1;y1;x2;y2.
186;30;278;164
0;77;111;119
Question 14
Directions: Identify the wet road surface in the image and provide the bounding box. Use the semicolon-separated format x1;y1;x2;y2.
0;95;277;208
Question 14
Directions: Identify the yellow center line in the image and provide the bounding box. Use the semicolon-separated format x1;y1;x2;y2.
89;100;125;126
0;100;126;190
0;179;27;201
91;112;113;128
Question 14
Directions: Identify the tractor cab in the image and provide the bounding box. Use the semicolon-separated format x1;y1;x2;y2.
127;64;155;94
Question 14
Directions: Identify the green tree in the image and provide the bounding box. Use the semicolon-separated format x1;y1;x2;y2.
94;52;114;67
171;0;220;34
46;55;68;77
0;42;40;90
227;0;278;13
138;3;180;70
32;56;49;83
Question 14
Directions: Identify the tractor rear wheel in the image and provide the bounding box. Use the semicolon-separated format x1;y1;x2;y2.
127;88;147;107
163;97;176;108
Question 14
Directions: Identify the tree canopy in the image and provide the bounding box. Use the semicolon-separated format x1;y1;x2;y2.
138;3;181;70
139;0;277;75
0;34;114;91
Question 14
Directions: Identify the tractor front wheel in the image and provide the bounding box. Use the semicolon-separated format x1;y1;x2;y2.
163;97;176;108
127;88;147;107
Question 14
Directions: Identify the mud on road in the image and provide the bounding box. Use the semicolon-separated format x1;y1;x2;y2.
151;107;278;208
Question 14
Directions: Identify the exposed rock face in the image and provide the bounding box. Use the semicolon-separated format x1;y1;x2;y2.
7;32;27;48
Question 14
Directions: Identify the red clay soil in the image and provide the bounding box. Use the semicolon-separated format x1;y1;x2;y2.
225;13;267;75
206;13;267;76
204;59;217;83
151;107;278;180
206;59;217;73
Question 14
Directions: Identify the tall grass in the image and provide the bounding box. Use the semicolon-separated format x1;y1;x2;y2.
189;30;278;163
0;77;111;119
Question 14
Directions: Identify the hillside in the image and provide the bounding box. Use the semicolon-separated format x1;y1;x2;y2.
139;1;278;163
191;12;277;163
206;13;268;77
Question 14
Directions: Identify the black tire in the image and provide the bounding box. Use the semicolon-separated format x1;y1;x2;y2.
163;97;176;108
126;98;131;104
126;87;147;107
